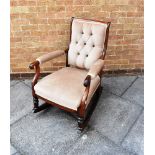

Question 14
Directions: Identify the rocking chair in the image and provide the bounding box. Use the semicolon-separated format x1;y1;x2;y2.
29;17;111;131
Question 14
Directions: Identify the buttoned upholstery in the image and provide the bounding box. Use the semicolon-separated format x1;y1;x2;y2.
34;67;100;110
68;18;108;69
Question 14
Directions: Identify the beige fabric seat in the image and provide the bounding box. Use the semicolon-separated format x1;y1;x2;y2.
34;67;100;110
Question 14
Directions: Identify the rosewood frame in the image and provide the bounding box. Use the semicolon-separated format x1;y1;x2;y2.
29;17;111;131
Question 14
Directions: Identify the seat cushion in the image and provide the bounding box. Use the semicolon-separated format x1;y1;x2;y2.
34;67;100;110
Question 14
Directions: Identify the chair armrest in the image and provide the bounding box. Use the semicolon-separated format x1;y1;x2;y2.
80;60;104;106
78;59;104;116
87;59;104;79
36;50;65;64
29;50;64;97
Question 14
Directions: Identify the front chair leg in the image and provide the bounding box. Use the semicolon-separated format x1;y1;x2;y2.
33;96;39;112
77;117;85;132
77;85;102;132
32;96;51;113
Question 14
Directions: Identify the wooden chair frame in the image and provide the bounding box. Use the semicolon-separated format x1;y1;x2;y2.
29;17;111;131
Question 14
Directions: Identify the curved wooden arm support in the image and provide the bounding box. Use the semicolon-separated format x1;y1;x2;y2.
78;75;91;117
83;75;91;87
29;60;40;97
83;75;91;102
29;60;39;69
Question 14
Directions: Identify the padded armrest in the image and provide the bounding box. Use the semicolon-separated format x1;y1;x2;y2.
87;59;104;79
36;50;65;64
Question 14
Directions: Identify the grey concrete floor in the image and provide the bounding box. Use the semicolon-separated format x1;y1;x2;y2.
10;75;144;155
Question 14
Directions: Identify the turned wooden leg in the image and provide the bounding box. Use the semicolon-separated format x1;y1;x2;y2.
32;96;51;113
78;117;85;131
77;85;102;131
33;96;39;112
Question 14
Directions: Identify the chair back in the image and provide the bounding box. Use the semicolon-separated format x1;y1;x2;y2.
68;18;110;69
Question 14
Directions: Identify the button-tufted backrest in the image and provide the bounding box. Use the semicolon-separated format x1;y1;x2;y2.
68;18;109;70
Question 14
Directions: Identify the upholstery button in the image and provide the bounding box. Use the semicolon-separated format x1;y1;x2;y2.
86;54;88;57
76;41;78;44
92;45;95;47
77;52;80;55
84;43;86;45
81;32;84;34
90;33;93;35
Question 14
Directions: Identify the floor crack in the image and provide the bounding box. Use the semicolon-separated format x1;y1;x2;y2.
120;76;139;97
120;108;144;145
